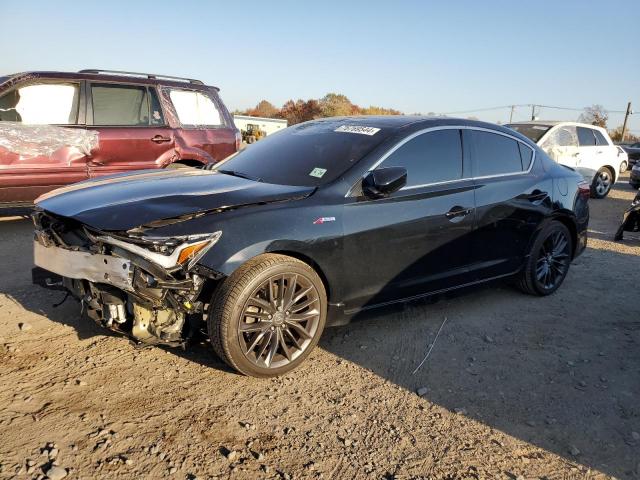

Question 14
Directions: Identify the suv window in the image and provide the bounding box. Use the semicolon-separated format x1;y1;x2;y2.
169;89;222;126
380;129;463;187
0;82;80;124
148;87;165;126
543;126;578;148
576;127;596;146
91;84;150;126
472;130;524;176
593;130;610;146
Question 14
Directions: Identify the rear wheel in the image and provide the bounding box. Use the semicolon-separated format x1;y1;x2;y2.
208;254;327;377
620;160;628;173
517;221;573;296
591;167;614;198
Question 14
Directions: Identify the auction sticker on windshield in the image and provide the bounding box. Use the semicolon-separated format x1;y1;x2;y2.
334;125;381;136
309;167;327;178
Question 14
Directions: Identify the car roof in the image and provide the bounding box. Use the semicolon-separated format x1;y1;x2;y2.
0;70;218;91
308;115;517;133
509;120;606;130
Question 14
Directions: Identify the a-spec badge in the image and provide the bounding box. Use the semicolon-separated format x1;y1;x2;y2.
313;217;336;225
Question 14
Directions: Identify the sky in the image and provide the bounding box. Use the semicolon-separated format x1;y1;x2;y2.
1;0;639;133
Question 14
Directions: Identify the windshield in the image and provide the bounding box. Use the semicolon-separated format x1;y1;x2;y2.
214;120;393;187
507;124;552;144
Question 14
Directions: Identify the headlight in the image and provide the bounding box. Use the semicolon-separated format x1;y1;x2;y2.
97;232;222;270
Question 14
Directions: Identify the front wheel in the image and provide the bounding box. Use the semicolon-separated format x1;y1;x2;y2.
591;167;614;198
517;221;573;296
208;254;327;377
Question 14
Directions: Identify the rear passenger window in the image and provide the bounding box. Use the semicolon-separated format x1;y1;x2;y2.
169;89;222;126
381;129;462;187
576;127;596;146
593;130;610;146
518;143;533;170
91;84;150;126
472;131;523;176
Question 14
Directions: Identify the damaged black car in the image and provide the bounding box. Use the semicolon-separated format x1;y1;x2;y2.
32;117;589;377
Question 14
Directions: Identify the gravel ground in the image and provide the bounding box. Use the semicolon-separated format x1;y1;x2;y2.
0;174;638;480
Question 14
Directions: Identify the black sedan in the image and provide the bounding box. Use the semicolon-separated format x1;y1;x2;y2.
31;116;589;377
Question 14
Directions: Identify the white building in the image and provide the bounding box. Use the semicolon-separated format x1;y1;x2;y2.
233;115;288;136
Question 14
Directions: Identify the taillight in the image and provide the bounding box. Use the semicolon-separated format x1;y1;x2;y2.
235;131;242;151
578;181;591;200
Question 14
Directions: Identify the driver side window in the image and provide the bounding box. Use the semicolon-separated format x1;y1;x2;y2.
379;129;463;188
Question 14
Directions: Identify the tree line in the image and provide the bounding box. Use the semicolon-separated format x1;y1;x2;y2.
236;97;638;143
235;93;401;126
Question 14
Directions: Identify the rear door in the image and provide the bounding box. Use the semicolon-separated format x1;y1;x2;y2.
470;129;551;279
86;83;176;178
0;79;88;204
166;88;237;163
575;126;600;181
342;128;476;310
539;125;579;168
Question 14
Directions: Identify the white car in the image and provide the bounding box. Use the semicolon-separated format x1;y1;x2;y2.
507;121;623;198
616;146;629;172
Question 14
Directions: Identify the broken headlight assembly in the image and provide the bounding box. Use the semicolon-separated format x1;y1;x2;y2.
96;231;222;271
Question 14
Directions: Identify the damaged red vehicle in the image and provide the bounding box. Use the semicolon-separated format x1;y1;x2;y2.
0;69;240;211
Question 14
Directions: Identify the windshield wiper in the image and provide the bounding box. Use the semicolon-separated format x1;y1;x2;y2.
217;169;263;183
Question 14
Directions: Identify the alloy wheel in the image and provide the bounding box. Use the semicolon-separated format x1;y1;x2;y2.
535;230;571;290
238;273;321;369
595;170;612;197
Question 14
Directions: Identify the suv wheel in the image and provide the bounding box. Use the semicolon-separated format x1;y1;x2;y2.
517;221;573;296
591;167;613;199
208;254;327;377
620;160;628;173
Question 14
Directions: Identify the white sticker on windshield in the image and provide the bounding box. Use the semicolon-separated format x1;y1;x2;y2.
334;125;381;136
309;167;327;178
532;126;548;130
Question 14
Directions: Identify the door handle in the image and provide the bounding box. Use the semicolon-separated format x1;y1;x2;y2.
151;135;172;143
88;160;104;166
445;206;472;222
520;191;548;203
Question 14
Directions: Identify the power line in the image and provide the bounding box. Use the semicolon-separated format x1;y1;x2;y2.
437;103;632;115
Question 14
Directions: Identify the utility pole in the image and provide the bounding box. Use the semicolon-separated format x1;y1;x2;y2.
621;102;632;142
509;105;515;123
530;104;536;121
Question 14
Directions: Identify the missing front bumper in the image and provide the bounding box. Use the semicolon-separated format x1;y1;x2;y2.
33;240;133;292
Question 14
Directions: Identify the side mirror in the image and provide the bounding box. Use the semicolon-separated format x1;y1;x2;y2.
362;167;407;198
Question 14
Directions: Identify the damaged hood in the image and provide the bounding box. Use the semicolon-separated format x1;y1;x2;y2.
36;169;315;231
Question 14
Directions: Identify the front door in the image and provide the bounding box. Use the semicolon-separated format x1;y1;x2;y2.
86;83;176;178
342;128;476;311
0;79;89;204
540;125;580;169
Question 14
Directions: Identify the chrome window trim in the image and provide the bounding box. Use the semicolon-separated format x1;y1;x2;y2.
347;125;536;197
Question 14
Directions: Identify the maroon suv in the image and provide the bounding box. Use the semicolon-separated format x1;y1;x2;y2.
0;69;240;210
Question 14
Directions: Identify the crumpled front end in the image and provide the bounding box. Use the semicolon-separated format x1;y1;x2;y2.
31;209;223;346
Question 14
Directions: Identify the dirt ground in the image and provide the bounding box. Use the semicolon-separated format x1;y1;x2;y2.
0;174;639;480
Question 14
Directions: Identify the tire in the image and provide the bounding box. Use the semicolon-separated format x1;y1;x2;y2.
591;167;614;199
517;221;573;296
620;161;628;173
208;254;327;377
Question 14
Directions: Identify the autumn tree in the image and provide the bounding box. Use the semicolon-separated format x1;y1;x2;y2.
609;125;640;143
360;106;401;116
319;93;356;117
245;100;280;118
280;99;322;125
579;105;609;128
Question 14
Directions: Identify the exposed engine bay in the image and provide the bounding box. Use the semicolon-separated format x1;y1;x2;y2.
31;209;223;347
